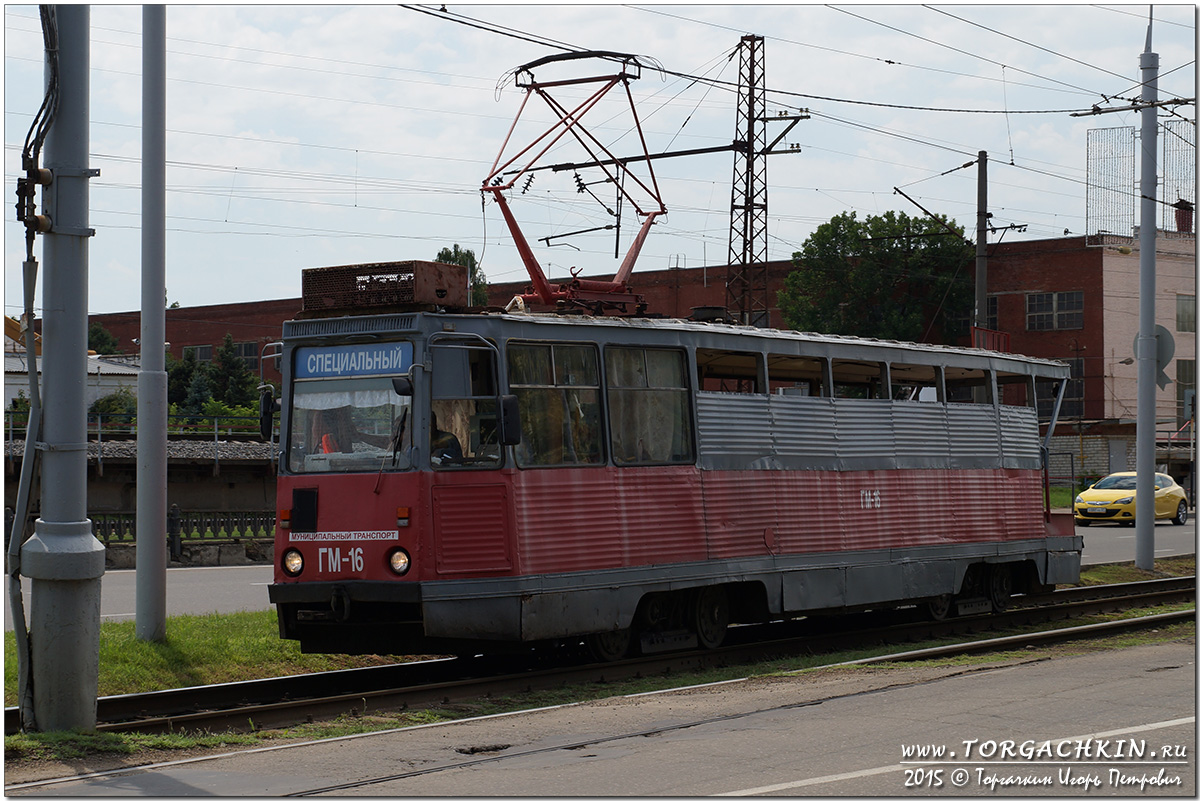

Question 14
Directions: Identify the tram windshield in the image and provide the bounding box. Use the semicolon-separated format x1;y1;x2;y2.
288;377;413;473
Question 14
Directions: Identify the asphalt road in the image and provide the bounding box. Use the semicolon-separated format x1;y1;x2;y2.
6;640;1194;795
1077;518;1197;565
4;564;274;632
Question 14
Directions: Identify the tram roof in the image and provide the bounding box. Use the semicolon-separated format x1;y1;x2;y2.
283;309;1070;376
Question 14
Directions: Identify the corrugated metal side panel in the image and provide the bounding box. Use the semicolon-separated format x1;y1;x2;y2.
837;470;893;552
893;403;951;469
615;467;707;565
771;469;1045;554
696;394;774;469
878;469;948;547
433;484;512;575
773;472;843;553
946;404;1001;468
997;469;1047;540
513;469;622;574
770;395;838;466
701;471;777;558
834;399;896;468
999;406;1041;468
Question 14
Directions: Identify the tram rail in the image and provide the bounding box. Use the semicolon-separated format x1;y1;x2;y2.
5;577;1193;736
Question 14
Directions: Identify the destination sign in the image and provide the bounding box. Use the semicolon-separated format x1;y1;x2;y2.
295;342;413;379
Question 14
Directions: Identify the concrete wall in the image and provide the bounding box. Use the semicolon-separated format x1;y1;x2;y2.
5;455;276;515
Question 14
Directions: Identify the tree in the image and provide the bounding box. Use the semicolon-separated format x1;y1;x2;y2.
182;367;214;417
210;333;257;407
87;322;121;354
166;350;200;406
778;210;973;343
435;244;489;306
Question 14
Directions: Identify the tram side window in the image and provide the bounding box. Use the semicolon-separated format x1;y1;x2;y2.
832;359;887;399
945;366;993;404
767;353;826;396
606;347;694;465
696;348;762;393
508;342;603;467
430;344;502;469
996;370;1035;407
890;362;941;402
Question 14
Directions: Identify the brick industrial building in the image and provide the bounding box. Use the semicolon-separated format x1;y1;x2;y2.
86;232;1196;487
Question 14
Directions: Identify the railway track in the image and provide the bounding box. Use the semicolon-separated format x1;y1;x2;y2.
5;577;1193;736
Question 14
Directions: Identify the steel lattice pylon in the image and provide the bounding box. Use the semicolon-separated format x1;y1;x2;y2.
726;35;770;327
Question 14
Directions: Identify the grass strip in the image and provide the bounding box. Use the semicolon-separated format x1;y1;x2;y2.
4;610;418;708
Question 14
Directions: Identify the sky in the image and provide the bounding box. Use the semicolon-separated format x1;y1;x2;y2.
3;4;1196;317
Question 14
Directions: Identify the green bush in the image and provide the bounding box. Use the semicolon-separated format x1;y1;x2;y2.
89;387;137;418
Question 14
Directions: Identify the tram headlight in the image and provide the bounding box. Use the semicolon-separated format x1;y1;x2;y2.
282;548;304;576
388;548;411;576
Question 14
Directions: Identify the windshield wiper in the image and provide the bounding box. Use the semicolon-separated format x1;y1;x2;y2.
374;407;409;495
391;407;409;467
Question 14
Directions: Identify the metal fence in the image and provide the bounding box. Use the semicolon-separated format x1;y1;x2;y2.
91;510;275;545
5;410;261;440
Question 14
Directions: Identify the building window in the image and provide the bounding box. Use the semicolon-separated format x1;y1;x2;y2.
949;295;997;338
183;344;212;362
1177;359;1195;427
1038;357;1084;419
235;341;259;370
1178;294;1196;333
1026;291;1083;331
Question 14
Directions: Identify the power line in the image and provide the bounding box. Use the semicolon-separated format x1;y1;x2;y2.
922;5;1138;86
627;4;1101;100
826;5;1114;99
407;4;1102;115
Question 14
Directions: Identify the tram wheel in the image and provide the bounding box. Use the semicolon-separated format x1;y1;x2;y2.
926;594;952;621
692;586;729;650
988;565;1013;612
586;628;632;662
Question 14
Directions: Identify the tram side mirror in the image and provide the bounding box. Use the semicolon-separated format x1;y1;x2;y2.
499;394;522;446
392;376;414;397
258;388;280;441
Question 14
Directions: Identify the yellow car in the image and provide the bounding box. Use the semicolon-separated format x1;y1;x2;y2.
1074;471;1189;527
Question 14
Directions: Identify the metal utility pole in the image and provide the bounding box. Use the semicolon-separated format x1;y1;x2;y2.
1135;23;1159;571
725;35;807;328
137;4;168;641
974;151;988;334
20;4;106;731
727;35;769;327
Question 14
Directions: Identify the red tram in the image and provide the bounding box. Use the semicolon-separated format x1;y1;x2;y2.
265;265;1081;659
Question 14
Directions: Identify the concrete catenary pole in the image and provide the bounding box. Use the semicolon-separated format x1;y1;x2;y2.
1135;23;1159;571
19;4;107;731
136;4;168;641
